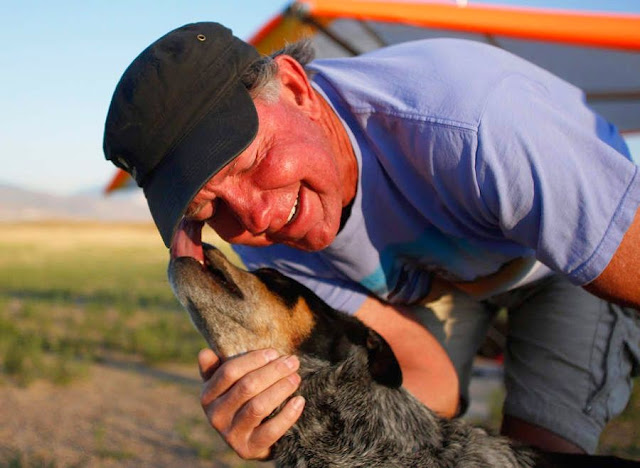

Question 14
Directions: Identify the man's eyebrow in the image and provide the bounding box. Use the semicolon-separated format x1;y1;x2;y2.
231;149;260;173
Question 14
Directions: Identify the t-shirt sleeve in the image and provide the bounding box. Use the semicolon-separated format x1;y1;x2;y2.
473;75;640;284
233;244;370;315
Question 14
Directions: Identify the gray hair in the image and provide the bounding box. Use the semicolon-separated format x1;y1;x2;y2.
240;39;316;103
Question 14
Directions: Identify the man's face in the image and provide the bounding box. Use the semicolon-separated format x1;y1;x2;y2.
184;90;348;252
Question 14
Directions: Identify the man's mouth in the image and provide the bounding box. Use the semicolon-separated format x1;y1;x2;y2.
286;193;300;225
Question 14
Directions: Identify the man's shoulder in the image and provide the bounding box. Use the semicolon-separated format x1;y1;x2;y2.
309;39;537;129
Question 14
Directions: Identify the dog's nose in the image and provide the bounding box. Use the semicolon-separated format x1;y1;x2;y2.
171;219;205;264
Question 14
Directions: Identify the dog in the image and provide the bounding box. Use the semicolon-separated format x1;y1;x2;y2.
168;243;639;468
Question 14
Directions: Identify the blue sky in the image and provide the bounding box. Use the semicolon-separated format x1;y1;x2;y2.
1;0;638;195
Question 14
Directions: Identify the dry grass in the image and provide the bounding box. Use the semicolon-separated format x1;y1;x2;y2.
0;220;242;259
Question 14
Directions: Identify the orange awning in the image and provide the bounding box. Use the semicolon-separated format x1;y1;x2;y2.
106;1;640;194
294;0;640;51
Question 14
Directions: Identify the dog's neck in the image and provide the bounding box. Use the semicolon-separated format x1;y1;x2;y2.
272;351;537;468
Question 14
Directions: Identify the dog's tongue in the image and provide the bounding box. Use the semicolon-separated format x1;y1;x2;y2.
171;219;205;263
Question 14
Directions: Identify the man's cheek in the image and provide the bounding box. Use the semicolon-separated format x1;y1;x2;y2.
208;211;244;240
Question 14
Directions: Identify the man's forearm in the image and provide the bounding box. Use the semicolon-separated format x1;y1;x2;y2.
585;206;640;310
355;297;459;418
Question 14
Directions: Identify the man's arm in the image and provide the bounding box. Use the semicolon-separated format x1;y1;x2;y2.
584;206;640;309
355;296;460;417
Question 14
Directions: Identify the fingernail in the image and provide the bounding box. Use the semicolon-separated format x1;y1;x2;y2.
198;348;210;362
284;355;299;370
291;396;305;411
264;349;279;362
288;373;301;386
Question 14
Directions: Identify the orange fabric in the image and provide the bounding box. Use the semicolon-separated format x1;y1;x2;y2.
300;0;640;51
248;14;285;47
249;13;326;54
105;1;640;193
104;169;136;194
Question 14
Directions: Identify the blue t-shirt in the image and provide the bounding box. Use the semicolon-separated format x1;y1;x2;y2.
235;39;640;315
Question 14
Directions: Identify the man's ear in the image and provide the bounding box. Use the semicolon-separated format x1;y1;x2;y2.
273;55;321;119
366;329;403;388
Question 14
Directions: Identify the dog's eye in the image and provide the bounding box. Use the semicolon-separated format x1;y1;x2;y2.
366;334;377;350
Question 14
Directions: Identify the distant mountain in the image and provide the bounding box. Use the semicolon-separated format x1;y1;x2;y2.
0;184;152;222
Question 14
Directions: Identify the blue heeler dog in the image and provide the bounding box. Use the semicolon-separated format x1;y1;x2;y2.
168;243;640;468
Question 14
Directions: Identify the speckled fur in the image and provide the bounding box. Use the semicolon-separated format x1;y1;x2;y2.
273;351;537;468
168;245;639;468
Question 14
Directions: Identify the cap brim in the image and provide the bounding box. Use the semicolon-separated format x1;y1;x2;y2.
143;81;258;248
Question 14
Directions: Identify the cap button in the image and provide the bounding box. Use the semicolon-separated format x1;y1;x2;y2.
197;34;206;42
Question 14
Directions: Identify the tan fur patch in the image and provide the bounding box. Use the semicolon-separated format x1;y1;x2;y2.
249;282;316;355
282;297;316;351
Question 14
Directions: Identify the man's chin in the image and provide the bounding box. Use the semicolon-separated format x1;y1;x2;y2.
282;240;327;252
282;228;338;252
221;224;338;251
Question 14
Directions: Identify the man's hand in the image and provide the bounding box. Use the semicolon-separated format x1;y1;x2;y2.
197;348;305;460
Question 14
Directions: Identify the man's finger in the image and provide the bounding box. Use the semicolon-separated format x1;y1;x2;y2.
232;366;302;434
248;395;306;455
203;354;299;435
198;348;220;381
218;355;300;414
201;349;280;406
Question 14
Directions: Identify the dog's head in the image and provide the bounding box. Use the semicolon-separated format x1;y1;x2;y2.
168;243;402;388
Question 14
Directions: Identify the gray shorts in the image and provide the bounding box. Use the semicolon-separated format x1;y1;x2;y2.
411;275;640;453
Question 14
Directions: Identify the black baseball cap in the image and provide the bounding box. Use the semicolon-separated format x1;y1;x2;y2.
103;22;260;247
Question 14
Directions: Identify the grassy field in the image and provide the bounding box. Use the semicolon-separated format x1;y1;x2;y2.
0;221;265;467
0;221;637;466
0;221;215;385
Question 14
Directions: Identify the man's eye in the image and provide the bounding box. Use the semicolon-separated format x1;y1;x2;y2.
238;153;260;173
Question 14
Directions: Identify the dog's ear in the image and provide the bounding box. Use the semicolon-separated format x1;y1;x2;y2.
366;329;403;388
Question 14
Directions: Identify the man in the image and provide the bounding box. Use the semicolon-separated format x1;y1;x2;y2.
104;22;640;460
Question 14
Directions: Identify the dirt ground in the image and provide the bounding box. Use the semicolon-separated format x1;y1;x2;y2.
1;356;638;466
0;356;272;468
